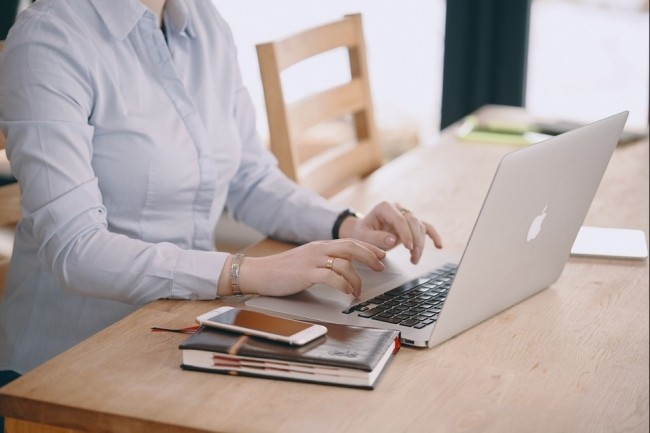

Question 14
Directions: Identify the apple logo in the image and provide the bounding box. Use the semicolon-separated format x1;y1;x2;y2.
527;205;548;242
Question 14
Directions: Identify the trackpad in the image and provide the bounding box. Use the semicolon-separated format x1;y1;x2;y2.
304;263;402;304
246;262;403;313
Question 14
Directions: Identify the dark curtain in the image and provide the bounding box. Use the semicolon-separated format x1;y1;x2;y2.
1;0;20;39
440;0;532;129
1;0;22;186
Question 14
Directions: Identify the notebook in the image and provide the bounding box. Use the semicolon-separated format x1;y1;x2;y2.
247;112;629;348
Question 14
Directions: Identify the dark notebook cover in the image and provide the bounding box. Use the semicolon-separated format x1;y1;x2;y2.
179;322;400;389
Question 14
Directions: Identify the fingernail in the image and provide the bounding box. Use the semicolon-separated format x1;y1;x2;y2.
412;247;420;264
385;236;396;247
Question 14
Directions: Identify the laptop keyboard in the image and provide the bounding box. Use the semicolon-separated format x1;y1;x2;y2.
342;263;457;329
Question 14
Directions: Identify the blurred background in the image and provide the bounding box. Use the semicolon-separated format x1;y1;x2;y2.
211;0;649;152
3;0;648;150
1;0;648;252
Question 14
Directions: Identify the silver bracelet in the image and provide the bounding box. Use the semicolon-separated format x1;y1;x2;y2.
229;253;245;296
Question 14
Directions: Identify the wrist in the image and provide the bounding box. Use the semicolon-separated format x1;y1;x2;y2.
216;253;249;297
229;253;245;296
332;209;363;239
338;213;360;239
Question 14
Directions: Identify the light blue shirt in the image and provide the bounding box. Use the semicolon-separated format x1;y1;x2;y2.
0;0;342;373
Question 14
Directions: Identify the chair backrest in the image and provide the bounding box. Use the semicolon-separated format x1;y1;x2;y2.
256;14;383;197
0;38;21;298
0;174;19;300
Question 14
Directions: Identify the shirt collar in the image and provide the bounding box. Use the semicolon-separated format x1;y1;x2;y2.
89;0;146;40
165;0;195;38
89;0;194;41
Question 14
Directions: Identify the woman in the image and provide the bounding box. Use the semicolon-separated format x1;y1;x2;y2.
0;0;442;382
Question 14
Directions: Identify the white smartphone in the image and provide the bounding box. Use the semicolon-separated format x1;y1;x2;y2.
196;306;328;346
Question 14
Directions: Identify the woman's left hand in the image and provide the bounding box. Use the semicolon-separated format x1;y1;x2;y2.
337;201;443;264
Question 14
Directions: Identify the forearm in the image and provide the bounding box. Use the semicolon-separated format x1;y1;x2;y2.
50;227;223;304
227;170;343;243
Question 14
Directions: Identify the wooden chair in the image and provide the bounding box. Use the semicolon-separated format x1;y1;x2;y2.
0;39;21;299
256;14;384;197
0;176;20;302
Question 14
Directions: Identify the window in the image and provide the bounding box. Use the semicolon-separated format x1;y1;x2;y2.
527;0;649;129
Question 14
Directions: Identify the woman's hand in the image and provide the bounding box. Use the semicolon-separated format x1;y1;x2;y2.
338;201;442;264
218;239;386;298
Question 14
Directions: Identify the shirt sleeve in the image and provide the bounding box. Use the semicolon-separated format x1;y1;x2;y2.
216;13;345;243
0;16;221;305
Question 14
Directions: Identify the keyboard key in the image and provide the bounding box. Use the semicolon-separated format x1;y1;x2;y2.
372;316;402;324
385;278;429;296
399;319;422;327
342;263;458;325
369;294;391;303
358;306;387;318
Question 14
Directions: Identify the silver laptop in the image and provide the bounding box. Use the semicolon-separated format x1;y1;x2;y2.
247;111;628;348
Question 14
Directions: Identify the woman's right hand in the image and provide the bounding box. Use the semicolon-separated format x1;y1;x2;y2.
218;239;386;298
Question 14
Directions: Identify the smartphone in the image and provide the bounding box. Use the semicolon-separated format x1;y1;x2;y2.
196;306;327;346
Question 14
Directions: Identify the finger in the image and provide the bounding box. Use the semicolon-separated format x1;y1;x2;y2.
385;203;415;250
323;239;385;271
404;213;427;264
352;239;386;258
329;257;362;294
395;204;426;263
356;227;399;250
424;222;443;249
314;268;358;297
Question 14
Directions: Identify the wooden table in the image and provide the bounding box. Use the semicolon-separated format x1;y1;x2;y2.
1;106;648;433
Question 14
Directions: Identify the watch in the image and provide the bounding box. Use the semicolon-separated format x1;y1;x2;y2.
332;209;363;239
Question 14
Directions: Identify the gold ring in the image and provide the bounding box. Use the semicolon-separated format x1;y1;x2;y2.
326;257;335;270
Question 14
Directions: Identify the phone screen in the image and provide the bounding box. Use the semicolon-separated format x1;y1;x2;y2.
208;309;313;337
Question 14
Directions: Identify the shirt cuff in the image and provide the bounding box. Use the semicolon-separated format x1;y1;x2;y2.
171;249;226;300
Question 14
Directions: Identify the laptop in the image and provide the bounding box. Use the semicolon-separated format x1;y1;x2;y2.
247;111;629;348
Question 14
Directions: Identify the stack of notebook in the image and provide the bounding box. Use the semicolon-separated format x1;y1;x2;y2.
179;321;400;390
